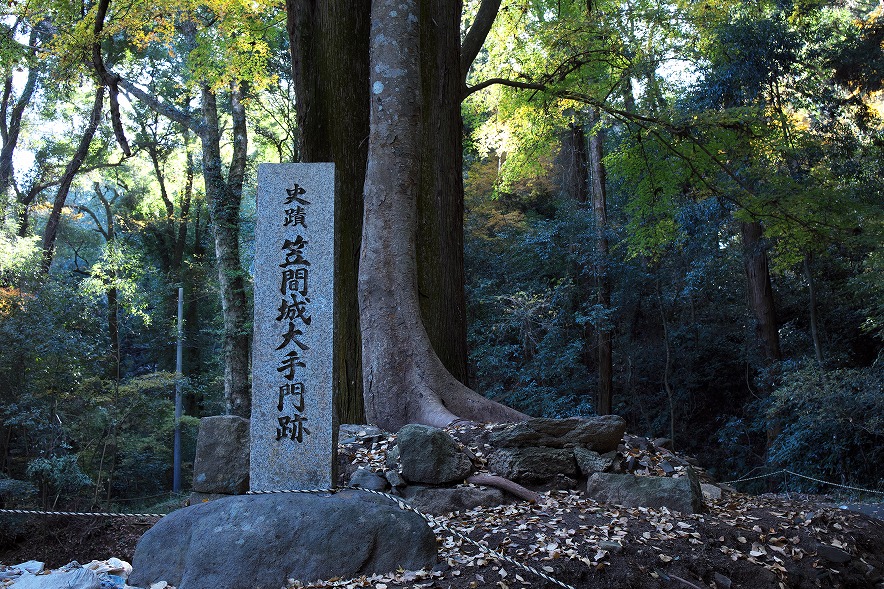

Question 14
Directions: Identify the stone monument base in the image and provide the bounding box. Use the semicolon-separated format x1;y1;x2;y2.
129;491;437;589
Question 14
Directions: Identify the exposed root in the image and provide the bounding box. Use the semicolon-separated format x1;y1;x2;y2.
466;474;539;503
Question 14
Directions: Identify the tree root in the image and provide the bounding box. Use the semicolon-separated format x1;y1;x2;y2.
466;474;539;503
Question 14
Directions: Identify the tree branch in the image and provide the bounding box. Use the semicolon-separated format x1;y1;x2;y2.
464;77;547;97
116;77;201;134
460;0;501;84
91;0;131;157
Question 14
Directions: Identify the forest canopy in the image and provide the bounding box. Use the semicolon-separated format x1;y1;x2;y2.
0;0;881;508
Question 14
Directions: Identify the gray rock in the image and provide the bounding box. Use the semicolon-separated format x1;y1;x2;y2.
12;562;44;575
348;468;389;491
385;445;400;469
487;447;577;483
701;483;722;501
598;541;624;554
397;424;473;485
188;492;231;505
129;491;436;589
385;470;406;488
573;447;613;476
191;416;250;494
13;567;99;589
713;572;732;588
489;416;626;452
660;461;676;474
585;469;704;514
653;438;673;450
339;424;386;445
402;485;506;515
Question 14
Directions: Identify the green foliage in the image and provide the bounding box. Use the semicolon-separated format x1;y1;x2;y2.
79;241;152;324
0;232;41;289
765;364;884;493
26;455;93;507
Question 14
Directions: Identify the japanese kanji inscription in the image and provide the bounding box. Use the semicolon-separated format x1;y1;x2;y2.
251;163;336;491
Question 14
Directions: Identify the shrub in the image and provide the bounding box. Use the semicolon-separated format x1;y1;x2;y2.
765;364;884;494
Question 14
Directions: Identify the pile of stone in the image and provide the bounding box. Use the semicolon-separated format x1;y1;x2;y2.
2;558;132;589
338;415;717;516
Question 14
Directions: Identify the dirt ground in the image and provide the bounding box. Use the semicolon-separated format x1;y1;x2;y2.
2;424;883;589
2;491;883;589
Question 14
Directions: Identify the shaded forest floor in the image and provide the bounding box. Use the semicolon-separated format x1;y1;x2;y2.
2;491;883;589
3;425;883;589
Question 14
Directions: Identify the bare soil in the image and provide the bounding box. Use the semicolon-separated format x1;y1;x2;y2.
2;424;882;589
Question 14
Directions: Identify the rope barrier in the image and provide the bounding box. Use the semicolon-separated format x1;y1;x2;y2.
0;508;164;517
720;469;884;495
1;486;576;589
3;469;880;588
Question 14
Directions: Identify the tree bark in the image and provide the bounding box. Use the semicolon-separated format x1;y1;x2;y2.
589;110;613;415
198;85;251;417
416;0;469;384
804;252;823;364
288;0;369;424
562;122;589;204
360;0;526;431
41;85;104;271
741;220;781;362
0;27;39;205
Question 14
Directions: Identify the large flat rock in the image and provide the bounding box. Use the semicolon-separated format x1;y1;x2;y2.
130;491;437;589
585;469;704;514
490;416;626;452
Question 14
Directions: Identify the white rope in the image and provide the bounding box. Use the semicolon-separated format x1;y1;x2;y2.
719;469;786;484
0;508;164;517
720;469;884;495
784;470;884;495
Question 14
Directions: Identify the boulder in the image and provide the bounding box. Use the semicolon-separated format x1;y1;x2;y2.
489;416;626;452
191;416;250;494
573;447;613;476
585;469;704;514
130;491;437;589
487;447;577;483
348;468;389;492
188;492;230;505
13;567;99;589
701;483;722;501
402;485;506;515
397;424;473;485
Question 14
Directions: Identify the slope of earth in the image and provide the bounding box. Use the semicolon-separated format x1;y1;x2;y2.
2;423;882;589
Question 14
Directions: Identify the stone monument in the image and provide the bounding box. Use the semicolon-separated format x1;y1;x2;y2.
251;163;336;491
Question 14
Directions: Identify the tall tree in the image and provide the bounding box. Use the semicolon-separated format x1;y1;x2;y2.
288;0;517;426
359;0;525;429
588;109;613;413
288;0;370;424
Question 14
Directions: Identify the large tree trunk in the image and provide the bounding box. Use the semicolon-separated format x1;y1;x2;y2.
416;0;469;384
562;122;589;204
288;0;370;424
360;0;526;431
741;220;781;362
200;86;251;416
589;109;613;415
